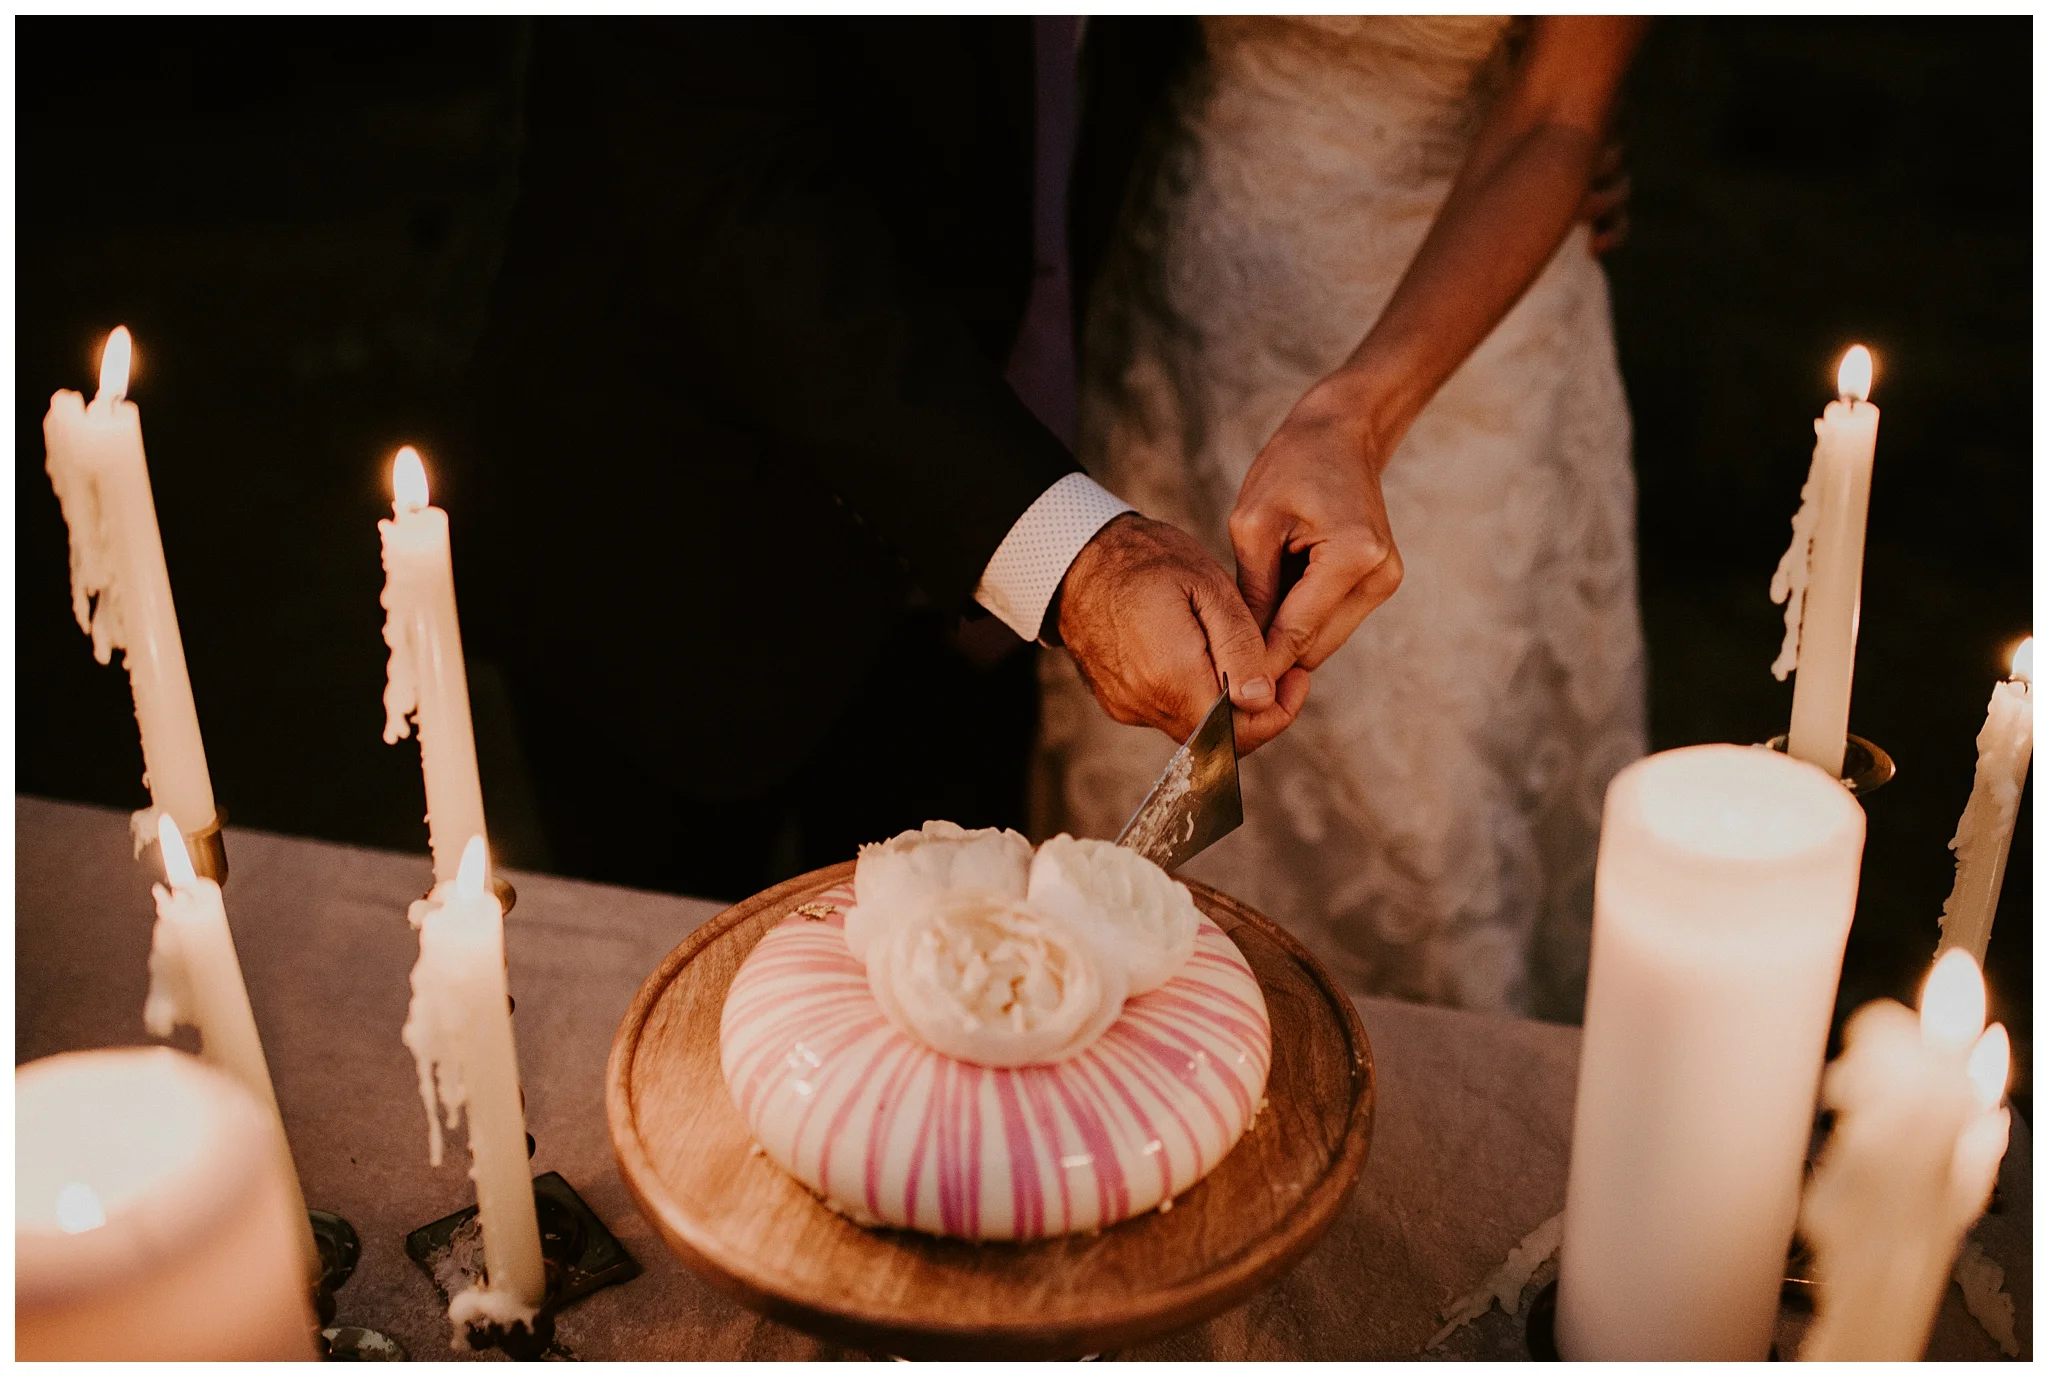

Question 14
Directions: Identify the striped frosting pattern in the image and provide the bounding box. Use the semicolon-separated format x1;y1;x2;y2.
719;884;1272;1240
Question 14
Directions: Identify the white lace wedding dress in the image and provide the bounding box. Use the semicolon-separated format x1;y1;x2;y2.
1036;16;1647;1021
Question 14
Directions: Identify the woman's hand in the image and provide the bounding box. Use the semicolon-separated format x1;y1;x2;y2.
1229;374;1404;675
1227;17;1642;681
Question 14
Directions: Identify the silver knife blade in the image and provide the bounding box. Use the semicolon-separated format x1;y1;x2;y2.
1115;685;1242;873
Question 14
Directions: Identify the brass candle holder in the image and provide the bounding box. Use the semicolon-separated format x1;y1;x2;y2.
310;1210;407;1359
404;1171;641;1359
1761;732;1895;798
160;807;229;884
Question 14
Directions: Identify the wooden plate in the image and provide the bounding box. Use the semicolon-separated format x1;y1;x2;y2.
606;863;1374;1359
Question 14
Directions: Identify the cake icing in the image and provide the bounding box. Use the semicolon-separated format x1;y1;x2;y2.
720;883;1272;1239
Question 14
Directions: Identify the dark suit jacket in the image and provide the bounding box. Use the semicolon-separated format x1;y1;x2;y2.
456;18;1077;800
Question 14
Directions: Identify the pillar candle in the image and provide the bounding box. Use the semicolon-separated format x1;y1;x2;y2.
144;814;316;1276
1556;743;1866;1360
16;1047;318;1360
402;835;546;1336
1771;344;1881;778
42;327;217;835
379;446;488;883
1937;638;2033;963
1798;949;2011;1360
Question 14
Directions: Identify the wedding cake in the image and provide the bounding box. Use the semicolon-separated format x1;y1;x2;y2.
719;823;1273;1240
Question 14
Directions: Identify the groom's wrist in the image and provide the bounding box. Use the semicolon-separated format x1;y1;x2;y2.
972;472;1136;645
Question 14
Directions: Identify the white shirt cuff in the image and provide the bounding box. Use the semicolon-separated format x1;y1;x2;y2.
973;472;1136;642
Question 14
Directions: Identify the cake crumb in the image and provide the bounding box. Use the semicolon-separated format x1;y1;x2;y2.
1157;1196;1174;1214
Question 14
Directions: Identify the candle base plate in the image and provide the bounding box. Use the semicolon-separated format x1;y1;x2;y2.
1761;732;1895;797
1522;1277;1561;1360
310;1209;409;1359
403;1171;641;1359
312;1208;361;1296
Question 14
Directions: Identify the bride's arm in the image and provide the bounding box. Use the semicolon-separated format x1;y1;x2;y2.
1336;16;1647;441
1232;16;1647;673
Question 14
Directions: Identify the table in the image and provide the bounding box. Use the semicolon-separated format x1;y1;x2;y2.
16;796;2031;1361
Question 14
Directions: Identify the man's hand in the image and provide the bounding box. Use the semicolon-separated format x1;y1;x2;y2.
1057;514;1310;754
1230;377;1404;676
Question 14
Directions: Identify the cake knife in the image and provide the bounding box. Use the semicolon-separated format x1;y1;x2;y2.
1115;683;1243;873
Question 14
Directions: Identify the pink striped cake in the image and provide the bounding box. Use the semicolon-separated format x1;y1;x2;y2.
719;883;1273;1240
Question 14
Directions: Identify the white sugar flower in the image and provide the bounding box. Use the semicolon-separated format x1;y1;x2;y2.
844;820;1031;962
865;890;1127;1067
1027;834;1199;994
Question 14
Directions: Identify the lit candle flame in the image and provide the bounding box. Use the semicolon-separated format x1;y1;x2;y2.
98;326;133;405
392;446;430;514
1836;344;1873;404
456;834;489;902
1920;947;1986;1051
157;812;198;890
2011;636;2033;685
1968;1024;2011;1110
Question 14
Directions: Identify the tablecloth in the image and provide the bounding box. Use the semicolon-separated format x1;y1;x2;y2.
15;796;2029;1360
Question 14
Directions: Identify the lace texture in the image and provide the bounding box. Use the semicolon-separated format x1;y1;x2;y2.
1035;16;1648;1021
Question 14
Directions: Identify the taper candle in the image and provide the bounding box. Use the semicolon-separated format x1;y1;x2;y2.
1771;344;1881;778
379;446;488;883
1937;637;2033;963
1556;743;1866;1360
1799;949;2011;1360
402;835;545;1338
145;814;316;1276
42;327;218;836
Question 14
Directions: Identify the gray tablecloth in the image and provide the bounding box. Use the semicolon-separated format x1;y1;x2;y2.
15;796;2030;1361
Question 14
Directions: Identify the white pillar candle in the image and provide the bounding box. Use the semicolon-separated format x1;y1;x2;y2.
402;835;546;1336
1771;344;1881;779
42;327;218;835
380;446;488;884
16;1047;318;1360
1937;637;2033;964
145;814;316;1276
1556;743;1866;1360
1799;949;2011;1360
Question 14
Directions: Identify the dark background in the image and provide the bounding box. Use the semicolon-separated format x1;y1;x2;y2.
16;19;2031;1088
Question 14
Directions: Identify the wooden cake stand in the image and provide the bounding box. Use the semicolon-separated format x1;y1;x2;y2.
606;862;1375;1359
